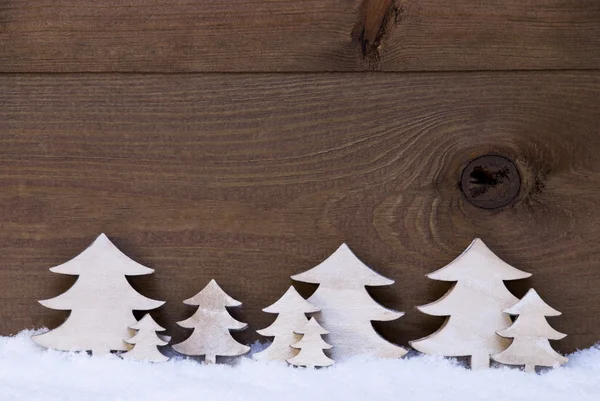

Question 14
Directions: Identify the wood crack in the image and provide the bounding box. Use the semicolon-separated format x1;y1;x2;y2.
352;0;404;70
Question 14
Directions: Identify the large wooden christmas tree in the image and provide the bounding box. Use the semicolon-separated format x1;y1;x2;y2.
410;238;531;369
492;288;568;372
291;243;406;361
31;234;165;355
172;279;250;364
254;286;320;362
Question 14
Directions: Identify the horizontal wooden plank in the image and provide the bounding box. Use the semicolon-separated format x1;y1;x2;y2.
0;0;599;72
0;72;599;355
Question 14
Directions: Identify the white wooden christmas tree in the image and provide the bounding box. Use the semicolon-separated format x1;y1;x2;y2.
172;279;250;364
410;238;531;369
492;288;568;372
254;286;320;362
122;313;169;363
288;317;334;368
31;234;165;355
291;243;407;361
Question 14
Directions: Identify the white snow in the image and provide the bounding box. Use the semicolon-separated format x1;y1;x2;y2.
1;330;598;401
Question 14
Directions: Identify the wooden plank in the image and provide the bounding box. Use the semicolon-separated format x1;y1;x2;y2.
0;72;599;354
0;0;598;72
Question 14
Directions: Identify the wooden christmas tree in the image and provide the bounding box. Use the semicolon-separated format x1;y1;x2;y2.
291;243;406;361
410;238;531;369
254;286;320;362
492;288;568;372
172;279;250;364
122;313;169;363
287;317;334;368
31;234;165;355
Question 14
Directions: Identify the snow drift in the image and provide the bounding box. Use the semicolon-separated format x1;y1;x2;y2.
0;330;598;401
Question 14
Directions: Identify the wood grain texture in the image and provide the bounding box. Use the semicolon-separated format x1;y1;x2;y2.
0;0;598;72
0;72;599;354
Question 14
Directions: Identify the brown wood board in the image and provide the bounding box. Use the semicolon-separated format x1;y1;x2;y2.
0;72;599;353
0;0;599;72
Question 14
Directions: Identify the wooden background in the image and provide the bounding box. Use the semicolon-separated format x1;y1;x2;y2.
1;0;599;354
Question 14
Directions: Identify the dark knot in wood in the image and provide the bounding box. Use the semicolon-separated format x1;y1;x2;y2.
461;155;521;209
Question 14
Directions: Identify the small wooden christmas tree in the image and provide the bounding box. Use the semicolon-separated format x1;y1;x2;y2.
31;234;165;355
410;238;531;369
287;317;334;368
291;243;406;361
492;289;568;372
172;279;250;364
122;313;169;363
254;286;320;362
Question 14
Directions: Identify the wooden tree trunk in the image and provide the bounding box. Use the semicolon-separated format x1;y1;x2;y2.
471;353;490;370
